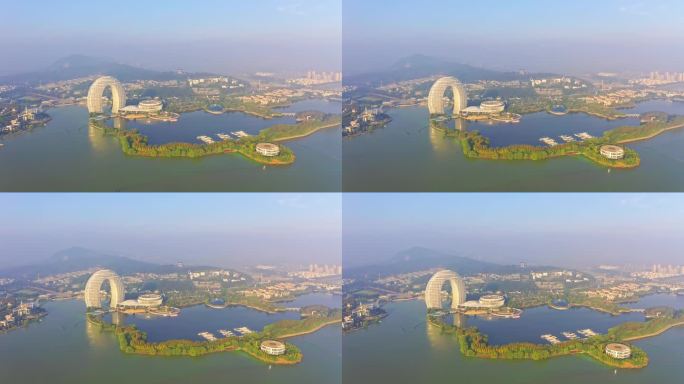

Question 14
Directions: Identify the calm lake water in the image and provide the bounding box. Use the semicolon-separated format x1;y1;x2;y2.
0;99;341;192
0;299;341;384
625;293;684;310
465;306;643;345
343;299;684;384
127;99;341;146
343;100;684;191
108;293;341;342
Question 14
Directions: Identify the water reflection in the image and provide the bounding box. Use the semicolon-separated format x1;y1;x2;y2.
112;117;127;130
85;316;110;349
426;313;466;351
428;118;466;152
87;121;108;152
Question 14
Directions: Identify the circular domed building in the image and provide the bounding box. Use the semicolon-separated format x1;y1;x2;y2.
260;340;286;355
605;343;631;359
600;145;625;160
255;143;280;157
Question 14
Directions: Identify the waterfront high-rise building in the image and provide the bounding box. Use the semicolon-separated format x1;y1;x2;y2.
427;76;468;116
87;76;127;114
425;269;466;310
84;269;125;309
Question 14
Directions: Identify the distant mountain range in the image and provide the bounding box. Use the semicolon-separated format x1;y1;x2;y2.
0;54;214;84
345;54;557;86
0;247;195;279
345;246;545;280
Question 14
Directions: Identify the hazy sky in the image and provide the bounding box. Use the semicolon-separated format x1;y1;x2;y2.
343;194;684;269
0;193;341;268
0;0;341;75
343;0;684;75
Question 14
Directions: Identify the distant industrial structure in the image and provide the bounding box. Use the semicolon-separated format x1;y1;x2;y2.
87;76;126;114
427;77;467;116
425;269;466;310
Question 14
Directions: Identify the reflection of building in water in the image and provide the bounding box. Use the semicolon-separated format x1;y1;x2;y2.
452;313;466;328
428;117;466;152
426;313;467;350
429;125;450;153
112;117;127;130
85;316;110;349
88;121;109;152
453;118;465;132
426;318;451;351
110;311;124;326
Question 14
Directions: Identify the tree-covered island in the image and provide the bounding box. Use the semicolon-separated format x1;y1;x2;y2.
90;112;341;165
87;306;341;364
430;307;684;369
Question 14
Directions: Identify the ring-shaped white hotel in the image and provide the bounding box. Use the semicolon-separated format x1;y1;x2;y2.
84;269;125;309
425;269;466;310
428;76;467;116
87;76;127;114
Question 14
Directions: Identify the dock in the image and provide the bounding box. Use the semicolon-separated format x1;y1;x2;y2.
231;131;251;139
562;331;578;340
234;326;254;335
218;329;235;337
559;135;575;143
574;132;594;140
196;135;215;144
539;137;559;147
216;133;231;141
198;331;217;341
578;328;598;337
541;334;561;344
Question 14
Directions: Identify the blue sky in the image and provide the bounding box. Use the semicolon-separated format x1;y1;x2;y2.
0;193;341;268
0;0;341;75
344;0;684;74
343;194;684;268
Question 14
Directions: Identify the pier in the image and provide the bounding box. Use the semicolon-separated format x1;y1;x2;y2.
539;137;559;147
234;326;254;335
540;329;600;344
231;131;251;139
218;329;235;337
198;331;217;341
196;135;215;144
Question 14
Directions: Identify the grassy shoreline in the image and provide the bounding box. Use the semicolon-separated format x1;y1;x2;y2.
430;307;684;369
270;121;341;142
87;307;341;364
90;113;340;165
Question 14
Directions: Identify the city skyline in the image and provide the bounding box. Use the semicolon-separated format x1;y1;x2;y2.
344;0;684;75
343;193;684;268
0;193;341;268
0;0;341;76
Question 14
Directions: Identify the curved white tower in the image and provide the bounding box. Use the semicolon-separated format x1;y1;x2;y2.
87;76;126;114
84;269;125;309
427;77;467;116
425;269;466;310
